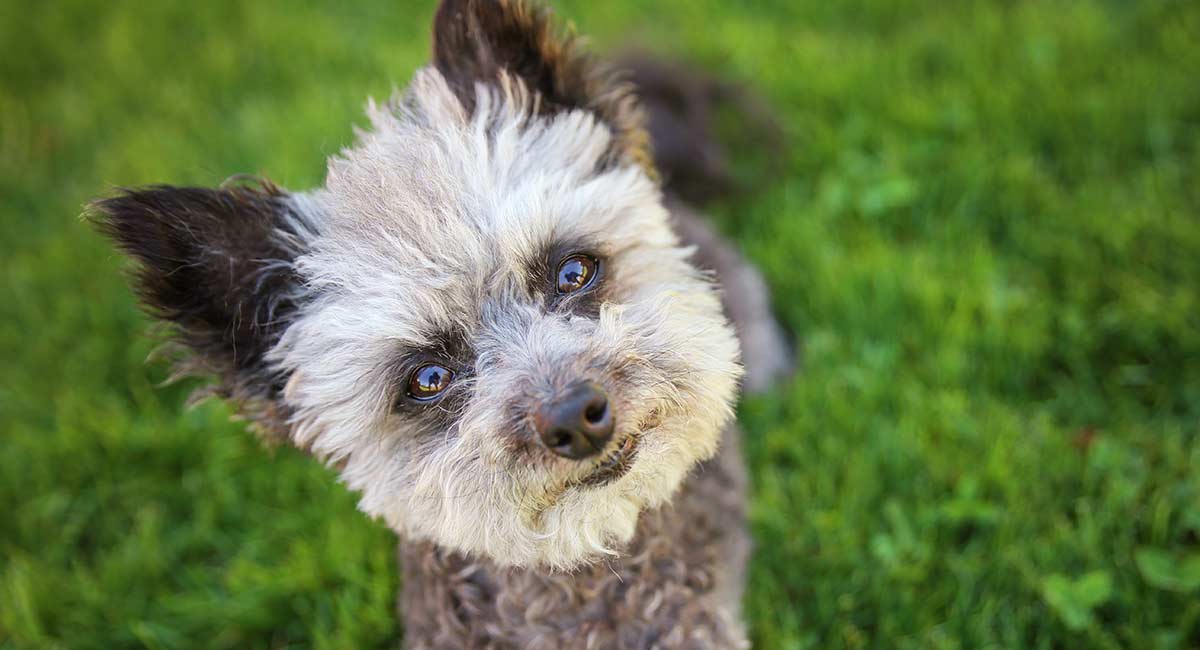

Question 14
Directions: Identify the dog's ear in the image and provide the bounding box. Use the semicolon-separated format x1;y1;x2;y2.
90;180;315;439
431;0;651;171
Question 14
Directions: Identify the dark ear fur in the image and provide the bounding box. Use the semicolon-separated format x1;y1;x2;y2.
432;0;652;173
90;180;310;439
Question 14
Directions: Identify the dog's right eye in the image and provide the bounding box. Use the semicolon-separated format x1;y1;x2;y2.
556;254;598;294
407;363;454;401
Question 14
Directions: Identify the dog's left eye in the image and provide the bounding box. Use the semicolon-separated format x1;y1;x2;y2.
407;363;454;401
556;254;598;294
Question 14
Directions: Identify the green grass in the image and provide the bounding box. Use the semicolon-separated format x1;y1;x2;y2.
3;0;1199;647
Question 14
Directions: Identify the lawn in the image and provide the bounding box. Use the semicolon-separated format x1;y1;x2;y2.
2;0;1198;648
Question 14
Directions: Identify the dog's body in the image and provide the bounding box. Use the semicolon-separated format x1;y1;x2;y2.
93;1;790;647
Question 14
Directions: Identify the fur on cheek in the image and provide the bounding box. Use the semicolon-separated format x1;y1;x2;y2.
291;269;740;570
282;291;741;570
353;314;736;571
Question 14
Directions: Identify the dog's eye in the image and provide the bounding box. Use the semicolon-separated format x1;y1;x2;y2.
556;254;598;294
407;363;454;401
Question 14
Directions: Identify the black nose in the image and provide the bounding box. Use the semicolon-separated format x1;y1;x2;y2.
535;381;614;460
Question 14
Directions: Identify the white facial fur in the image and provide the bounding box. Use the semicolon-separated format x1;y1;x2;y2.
268;69;742;569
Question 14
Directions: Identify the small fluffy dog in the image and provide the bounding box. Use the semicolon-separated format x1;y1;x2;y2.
93;0;791;646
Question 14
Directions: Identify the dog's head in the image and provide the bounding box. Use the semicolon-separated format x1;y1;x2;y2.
93;0;741;569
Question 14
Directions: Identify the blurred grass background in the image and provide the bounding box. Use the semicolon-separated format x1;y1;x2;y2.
2;0;1199;648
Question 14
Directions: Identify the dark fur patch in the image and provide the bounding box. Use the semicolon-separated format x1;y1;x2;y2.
432;0;653;174
618;54;784;204
89;179;311;440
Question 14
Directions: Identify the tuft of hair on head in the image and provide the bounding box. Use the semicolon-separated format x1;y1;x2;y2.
431;0;653;175
88;178;317;440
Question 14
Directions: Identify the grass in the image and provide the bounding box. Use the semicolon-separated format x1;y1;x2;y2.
2;0;1198;647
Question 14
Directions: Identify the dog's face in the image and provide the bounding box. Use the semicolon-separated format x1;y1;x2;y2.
94;0;741;569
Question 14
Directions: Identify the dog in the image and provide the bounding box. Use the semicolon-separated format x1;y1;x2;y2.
92;0;792;646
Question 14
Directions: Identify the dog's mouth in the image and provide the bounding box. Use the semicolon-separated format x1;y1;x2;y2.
576;433;642;488
521;408;669;527
572;407;661;489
